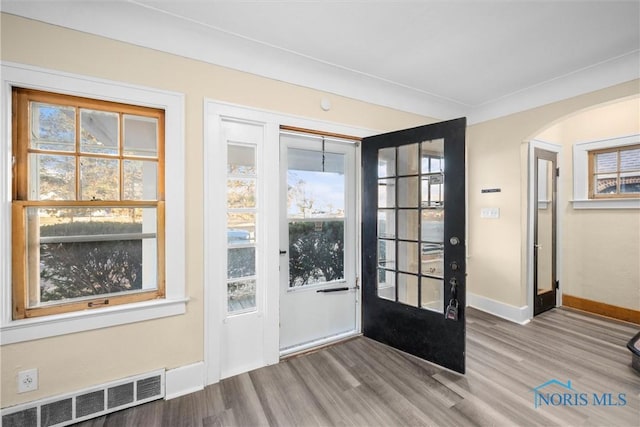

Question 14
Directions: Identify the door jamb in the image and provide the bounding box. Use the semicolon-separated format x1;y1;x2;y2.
526;140;562;321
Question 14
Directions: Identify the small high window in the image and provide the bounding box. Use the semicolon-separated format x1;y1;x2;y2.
12;88;166;319
589;144;640;198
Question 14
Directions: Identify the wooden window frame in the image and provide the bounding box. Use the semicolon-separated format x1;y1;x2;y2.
11;88;166;319
588;144;640;199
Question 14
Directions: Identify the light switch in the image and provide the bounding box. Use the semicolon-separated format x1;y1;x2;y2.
481;207;500;219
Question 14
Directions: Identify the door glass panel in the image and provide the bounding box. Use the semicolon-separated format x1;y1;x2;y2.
397;177;419;207
228;144;256;175
421;277;444;313
398;143;419;175
397;210;419;240
537;158;554;294
423;175;444;207
377;209;395;238
422;244;444;278
227;279;256;312
378;147;396;178
422;139;444;171
378;178;395;208
287;148;345;288
378;239;395;270
377;268;395;301
398;241;419;274
225;131;258;314
422;209;444;243
228;213;256;245
375;139;445;312
228;247;256;278
398;273;418;306
227;179;256;208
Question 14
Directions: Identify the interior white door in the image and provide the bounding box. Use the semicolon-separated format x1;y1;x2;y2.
279;131;359;354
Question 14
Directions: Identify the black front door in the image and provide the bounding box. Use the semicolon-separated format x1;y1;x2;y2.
362;118;466;374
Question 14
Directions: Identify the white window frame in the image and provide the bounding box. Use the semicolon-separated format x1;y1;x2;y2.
0;62;187;344
572;134;640;209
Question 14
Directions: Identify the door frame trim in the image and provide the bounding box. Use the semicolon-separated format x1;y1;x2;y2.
203;99;375;386
527;140;562;320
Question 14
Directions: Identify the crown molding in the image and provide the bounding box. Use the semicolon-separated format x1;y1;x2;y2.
2;1;638;124
467;51;640;124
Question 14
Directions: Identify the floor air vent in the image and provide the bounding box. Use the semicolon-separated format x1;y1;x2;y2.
1;369;164;427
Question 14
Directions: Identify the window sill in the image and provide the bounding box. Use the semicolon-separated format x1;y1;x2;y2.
571;198;640;209
0;297;188;345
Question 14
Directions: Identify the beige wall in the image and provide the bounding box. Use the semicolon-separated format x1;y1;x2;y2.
0;13;429;407
467;80;639;309
536;97;640;310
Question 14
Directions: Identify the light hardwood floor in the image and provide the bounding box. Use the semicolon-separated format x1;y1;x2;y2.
76;308;639;426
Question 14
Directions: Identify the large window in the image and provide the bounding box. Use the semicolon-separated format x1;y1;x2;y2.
589;144;640;198
12;88;165;319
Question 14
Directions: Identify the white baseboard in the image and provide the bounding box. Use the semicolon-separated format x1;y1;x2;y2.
468;293;530;325
165;362;205;400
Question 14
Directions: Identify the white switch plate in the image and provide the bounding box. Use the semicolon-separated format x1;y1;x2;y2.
18;368;38;393
481;207;500;219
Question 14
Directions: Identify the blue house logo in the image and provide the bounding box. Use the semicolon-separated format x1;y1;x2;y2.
531;379;577;408
531;379;627;409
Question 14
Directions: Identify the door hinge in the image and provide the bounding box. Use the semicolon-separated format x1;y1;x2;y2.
555;280;560;290
556;167;560;177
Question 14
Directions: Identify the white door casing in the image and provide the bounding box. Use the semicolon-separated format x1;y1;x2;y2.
204;100;372;385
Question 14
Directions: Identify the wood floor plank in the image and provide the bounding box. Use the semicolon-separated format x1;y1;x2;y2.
73;308;640;426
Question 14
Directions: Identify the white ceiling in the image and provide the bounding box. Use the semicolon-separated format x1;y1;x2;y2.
2;0;639;123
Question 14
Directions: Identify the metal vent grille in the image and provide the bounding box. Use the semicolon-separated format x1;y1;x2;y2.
137;375;162;400
1;370;164;427
1;407;37;427
108;383;134;409
76;390;105;418
41;399;72;427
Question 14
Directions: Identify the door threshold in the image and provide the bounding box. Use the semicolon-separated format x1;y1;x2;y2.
279;331;361;360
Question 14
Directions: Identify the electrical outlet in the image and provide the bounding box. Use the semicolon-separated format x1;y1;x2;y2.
18;368;38;393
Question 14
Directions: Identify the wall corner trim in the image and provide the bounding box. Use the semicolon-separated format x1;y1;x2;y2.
165;362;205;400
468;293;530;325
